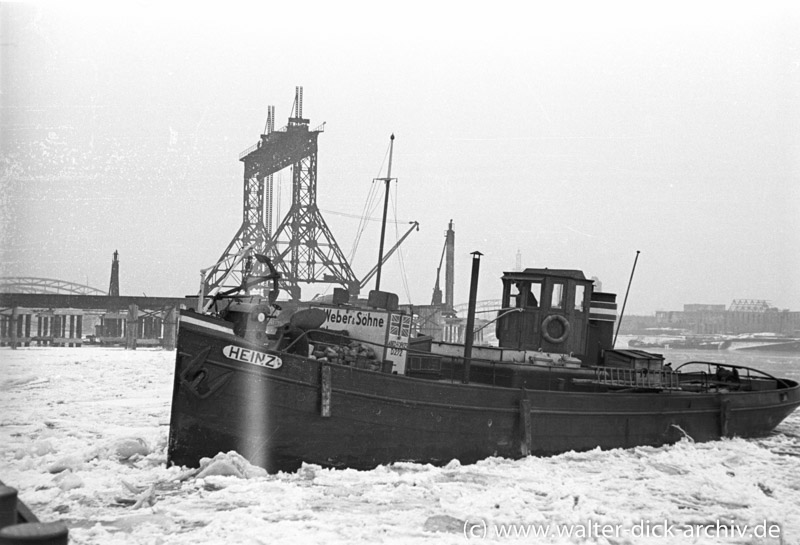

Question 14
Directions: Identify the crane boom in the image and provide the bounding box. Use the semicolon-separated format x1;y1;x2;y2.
359;221;419;288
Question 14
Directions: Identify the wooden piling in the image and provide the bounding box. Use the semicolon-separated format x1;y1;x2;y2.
68;315;75;347
10;308;18;350
162;307;177;350
321;365;332;417
23;314;31;347
720;399;731;437
519;399;532;456
53;315;62;346
126;304;138;350
43;315;51;346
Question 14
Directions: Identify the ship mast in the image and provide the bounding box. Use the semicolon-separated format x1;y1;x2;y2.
374;134;395;291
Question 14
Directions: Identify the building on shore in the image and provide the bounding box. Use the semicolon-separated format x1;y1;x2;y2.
653;299;800;336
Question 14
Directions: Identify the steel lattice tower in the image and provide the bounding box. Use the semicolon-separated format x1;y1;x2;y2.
203;87;359;301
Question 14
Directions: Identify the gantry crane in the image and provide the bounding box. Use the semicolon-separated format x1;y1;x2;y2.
202;88;416;303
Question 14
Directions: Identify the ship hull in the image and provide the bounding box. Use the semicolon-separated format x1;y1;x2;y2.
168;314;800;473
721;339;800;352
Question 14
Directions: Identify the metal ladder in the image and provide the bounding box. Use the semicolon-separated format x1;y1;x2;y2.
593;367;680;390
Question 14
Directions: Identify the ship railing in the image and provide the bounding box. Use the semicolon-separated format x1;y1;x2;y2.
673;361;791;390
593;367;680;390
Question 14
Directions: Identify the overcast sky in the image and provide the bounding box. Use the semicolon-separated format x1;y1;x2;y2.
2;2;798;314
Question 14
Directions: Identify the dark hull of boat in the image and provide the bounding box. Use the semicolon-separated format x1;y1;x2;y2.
168;315;800;473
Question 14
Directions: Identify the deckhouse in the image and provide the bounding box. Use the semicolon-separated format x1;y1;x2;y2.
496;268;617;365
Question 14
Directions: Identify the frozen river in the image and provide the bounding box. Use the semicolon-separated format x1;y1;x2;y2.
1;347;799;544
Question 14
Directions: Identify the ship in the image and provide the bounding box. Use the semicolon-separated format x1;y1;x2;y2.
628;334;800;353
167;252;800;473
718;333;800;352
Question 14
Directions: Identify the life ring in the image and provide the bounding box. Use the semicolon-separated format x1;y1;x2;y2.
542;314;570;344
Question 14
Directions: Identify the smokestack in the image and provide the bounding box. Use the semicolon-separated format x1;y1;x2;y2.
587;292;618;364
462;251;482;384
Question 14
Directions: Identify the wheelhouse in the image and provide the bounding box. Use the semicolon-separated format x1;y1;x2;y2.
496;268;612;362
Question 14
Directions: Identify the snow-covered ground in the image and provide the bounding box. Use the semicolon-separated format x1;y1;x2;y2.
1;347;799;544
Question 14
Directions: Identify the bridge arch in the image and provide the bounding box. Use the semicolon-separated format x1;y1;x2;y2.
0;277;106;296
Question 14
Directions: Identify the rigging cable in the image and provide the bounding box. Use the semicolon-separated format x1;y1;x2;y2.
347;142;392;264
391;185;413;304
320;208;408;223
347;182;382;265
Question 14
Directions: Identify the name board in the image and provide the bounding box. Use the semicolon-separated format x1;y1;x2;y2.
315;306;412;374
323;308;386;329
223;345;282;369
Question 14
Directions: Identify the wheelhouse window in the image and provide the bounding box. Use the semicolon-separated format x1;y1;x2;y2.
574;285;586;312
513;280;541;308
551;282;564;309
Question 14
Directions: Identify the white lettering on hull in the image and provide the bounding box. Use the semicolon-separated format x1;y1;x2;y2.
222;345;282;369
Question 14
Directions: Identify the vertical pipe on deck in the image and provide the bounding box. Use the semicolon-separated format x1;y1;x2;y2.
462;251;483;384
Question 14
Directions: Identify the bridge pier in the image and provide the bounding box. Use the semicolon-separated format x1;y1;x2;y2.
0;289;191;350
0;309;38;348
37;313;51;346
